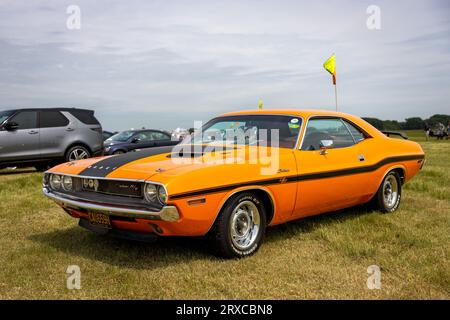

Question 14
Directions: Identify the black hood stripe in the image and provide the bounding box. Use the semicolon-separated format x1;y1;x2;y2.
78;145;240;177
78;146;174;177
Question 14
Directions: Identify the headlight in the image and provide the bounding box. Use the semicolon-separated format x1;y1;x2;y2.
157;186;168;204
144;184;158;203
49;174;62;190
144;183;168;205
62;175;73;191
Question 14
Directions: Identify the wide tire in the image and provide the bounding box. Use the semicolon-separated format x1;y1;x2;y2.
65;145;91;162
375;171;402;213
209;192;266;258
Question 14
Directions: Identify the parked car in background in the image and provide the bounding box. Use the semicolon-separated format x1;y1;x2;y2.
0;108;103;171
103;129;178;155
171;127;189;141
44;109;424;258
102;130;117;141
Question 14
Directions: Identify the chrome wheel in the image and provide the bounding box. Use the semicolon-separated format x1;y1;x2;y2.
229;200;261;250
68;148;89;161
383;174;399;209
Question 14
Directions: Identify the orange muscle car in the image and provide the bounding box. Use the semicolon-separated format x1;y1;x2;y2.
43;109;425;258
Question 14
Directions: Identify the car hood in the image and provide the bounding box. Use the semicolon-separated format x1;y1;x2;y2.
48;144;295;191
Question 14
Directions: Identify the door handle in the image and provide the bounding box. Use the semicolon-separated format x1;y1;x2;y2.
28;130;38;134
66;127;74;131
358;154;365;162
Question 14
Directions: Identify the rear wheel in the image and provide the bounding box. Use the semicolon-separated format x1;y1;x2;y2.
65;145;90;162
209;192;266;258
375;171;402;213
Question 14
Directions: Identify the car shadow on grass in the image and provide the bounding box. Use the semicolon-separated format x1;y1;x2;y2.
29;205;379;268
0;169;37;175
29;226;212;269
266;204;379;242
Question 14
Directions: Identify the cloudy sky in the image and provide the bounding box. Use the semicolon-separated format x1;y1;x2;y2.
0;0;449;130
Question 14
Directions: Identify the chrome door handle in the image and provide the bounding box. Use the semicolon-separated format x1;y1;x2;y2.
28;130;38;134
358;154;365;162
66;127;74;131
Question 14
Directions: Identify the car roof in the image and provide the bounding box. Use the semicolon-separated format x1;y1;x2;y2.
221;108;351;118
219;108;385;138
125;129;168;133
1;107;94;113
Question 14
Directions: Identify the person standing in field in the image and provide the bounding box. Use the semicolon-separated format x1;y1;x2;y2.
424;124;430;141
437;122;445;140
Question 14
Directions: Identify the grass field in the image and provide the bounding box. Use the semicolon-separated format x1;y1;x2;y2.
0;130;448;299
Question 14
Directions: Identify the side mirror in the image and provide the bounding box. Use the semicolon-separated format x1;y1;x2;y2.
319;139;333;155
4;121;19;131
131;137;140;143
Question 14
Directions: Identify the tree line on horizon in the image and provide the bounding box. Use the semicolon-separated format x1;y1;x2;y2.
362;114;450;131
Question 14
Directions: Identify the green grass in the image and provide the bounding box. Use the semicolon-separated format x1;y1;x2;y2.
0;131;448;299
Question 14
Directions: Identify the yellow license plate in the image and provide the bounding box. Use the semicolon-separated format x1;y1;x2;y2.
88;212;111;229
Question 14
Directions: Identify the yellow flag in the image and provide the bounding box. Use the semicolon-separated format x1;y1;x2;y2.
323;54;336;85
259;99;263;109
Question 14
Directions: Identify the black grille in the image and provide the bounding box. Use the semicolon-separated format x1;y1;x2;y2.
77;178;143;198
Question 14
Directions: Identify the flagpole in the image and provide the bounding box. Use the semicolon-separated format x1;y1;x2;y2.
334;83;338;111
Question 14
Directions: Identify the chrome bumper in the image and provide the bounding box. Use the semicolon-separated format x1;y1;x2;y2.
43;188;180;222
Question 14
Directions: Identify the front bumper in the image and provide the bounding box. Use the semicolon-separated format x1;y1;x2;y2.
43;187;180;222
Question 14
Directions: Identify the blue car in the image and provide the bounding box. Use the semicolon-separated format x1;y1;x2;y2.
103;129;179;155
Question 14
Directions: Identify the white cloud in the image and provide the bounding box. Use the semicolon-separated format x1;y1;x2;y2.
0;0;449;130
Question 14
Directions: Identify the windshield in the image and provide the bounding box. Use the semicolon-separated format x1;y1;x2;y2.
0;110;14;125
185;114;302;149
107;131;135;142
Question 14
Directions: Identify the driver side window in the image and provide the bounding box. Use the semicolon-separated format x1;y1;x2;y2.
9;111;38;130
301;118;355;151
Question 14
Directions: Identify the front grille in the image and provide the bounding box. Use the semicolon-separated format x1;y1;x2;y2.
75;177;143;198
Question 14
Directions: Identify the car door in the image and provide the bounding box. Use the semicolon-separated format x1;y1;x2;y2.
129;131;156;151
293;117;369;218
0;110;40;162
38;110;71;158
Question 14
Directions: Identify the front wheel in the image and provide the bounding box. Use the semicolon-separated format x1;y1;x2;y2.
209;192;266;258
375;171;402;213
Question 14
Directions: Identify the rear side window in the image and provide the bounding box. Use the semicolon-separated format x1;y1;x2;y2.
343;120;365;142
69;110;100;125
150;131;171;140
39;110;69;128
9;111;38;130
301;118;355;150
